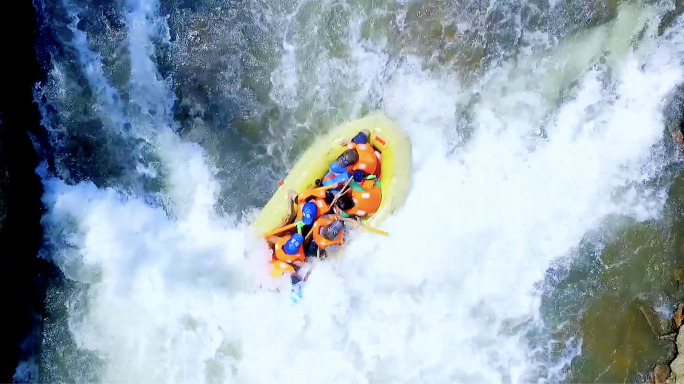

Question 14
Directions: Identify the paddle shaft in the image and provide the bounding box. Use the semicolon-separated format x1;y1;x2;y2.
330;178;353;207
339;217;389;236
262;222;297;238
359;224;389;236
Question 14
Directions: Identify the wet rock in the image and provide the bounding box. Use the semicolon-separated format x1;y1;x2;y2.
640;304;675;337
675;130;684;147
675;304;684;329
654;364;670;384
670;328;684;383
660;333;678;342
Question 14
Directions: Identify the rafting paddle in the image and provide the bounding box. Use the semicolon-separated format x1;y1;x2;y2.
339;217;389;236
330;178;353;207
358;224;389;236
262;222;297;238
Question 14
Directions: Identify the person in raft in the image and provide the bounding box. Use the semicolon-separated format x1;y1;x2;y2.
321;151;354;188
267;232;307;283
305;214;346;258
322;130;380;188
267;202;327;282
333;174;382;219
270;187;342;280
340;129;380;177
280;186;336;228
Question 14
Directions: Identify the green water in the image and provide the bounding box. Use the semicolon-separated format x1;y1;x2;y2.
537;164;684;382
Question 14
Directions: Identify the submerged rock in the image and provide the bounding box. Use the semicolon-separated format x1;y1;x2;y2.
674;269;684;287
639;304;675;337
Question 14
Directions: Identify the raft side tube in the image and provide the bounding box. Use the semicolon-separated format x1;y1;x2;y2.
253;113;413;236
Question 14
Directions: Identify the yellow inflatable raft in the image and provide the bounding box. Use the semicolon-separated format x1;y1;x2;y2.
253;113;412;239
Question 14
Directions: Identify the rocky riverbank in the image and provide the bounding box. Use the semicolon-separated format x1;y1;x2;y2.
646;109;684;384
650;304;684;384
652;304;684;384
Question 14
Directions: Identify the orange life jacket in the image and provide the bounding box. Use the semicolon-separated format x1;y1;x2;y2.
345;179;382;217
347;142;379;175
273;236;305;264
270;260;295;278
312;215;344;250
296;188;331;219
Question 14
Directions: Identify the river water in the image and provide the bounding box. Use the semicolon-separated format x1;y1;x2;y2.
17;0;684;382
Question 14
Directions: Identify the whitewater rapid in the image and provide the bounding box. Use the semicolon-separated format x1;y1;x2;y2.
27;0;684;383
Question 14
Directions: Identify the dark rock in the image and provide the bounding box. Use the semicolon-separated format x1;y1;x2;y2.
654;364;670;384
660;333;678;342
0;0;58;381
675;304;684;329
675;130;684;148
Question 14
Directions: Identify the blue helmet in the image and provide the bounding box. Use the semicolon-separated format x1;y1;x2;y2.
301;201;318;225
283;233;304;254
329;160;347;174
352;131;368;144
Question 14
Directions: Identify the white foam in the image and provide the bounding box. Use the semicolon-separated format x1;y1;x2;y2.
62;0;129;133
